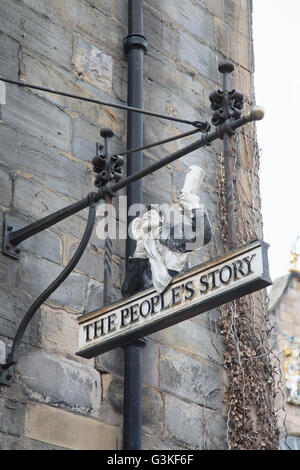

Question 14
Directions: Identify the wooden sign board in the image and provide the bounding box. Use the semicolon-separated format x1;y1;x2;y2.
76;239;272;358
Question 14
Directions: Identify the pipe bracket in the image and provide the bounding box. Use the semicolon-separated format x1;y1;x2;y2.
124;34;148;54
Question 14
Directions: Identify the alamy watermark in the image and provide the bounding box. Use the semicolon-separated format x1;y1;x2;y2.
95;196;206;251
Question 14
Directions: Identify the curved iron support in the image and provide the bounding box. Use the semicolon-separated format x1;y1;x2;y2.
2;200;97;378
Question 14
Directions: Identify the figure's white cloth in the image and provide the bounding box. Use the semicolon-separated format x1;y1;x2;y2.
143;230;189;294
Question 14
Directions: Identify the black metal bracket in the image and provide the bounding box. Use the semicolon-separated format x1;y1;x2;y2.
2;218;22;259
0;63;265;386
92;128;124;191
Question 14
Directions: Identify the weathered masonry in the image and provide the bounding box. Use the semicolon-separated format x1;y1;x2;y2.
0;0;276;450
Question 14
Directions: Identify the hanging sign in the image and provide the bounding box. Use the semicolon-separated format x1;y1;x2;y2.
76;239;272;358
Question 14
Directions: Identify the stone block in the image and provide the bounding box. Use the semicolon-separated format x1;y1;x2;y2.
284;404;300;438
142;155;172;202
12;176;90;241
21;12;73;70
178;31;217;80
13;252;85;311
24;403;122;449
3;212;62;264
0;0;73;69
142;432;188;450
165;394;203;448
0;432;66;450
144;55;208;116
95;339;159;388
19;53;124;132
73;37;113;90
191;306;222;331
151;318;222;364
105;375;123;415
0;33;19;79
160;346;222;409
94;195;127;258
82;0;112;16
0;208;3;244
112;60;127;104
142;340;160;388
111;255;123;289
171;168;187;200
236;66;254;99
95;347;124;376
68;242;104;281
142;189;172;209
144;8;178;59
23;230;62;265
0;340;6;364
96;376;123;428
201;0;224;20
0;86;71;152
14;130;92;201
86;279;104;312
21;0;125;56
142;115;176;161
166;88;207;126
237;133;258;174
145;0;214;45
105;375;163;434
145;54;198;104
0;398;26;437
114;0;128;26
0;165;13;208
39;305;93;366
72;117;101;162
175;141;216;184
224;0;251;38
17;351;101;415
0;286;39;346
165;394;226;449
214;18;252;71
141;387;164;434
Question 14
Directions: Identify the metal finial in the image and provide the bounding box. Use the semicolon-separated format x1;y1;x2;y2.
100;128;115;139
218;61;235;74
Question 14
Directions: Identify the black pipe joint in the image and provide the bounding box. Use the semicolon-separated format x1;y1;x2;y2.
124;34;148;54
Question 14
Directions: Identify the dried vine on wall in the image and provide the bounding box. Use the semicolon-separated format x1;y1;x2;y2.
215;115;281;449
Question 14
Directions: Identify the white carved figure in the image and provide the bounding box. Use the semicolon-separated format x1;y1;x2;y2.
123;166;212;295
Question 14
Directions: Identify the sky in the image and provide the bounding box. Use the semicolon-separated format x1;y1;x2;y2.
252;0;300;281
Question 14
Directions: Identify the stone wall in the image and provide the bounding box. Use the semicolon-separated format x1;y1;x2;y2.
0;0;257;450
269;273;300;447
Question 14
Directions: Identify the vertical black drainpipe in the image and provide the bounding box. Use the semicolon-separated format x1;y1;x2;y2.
123;0;147;450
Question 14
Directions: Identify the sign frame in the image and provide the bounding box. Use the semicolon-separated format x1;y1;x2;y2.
76;239;272;359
